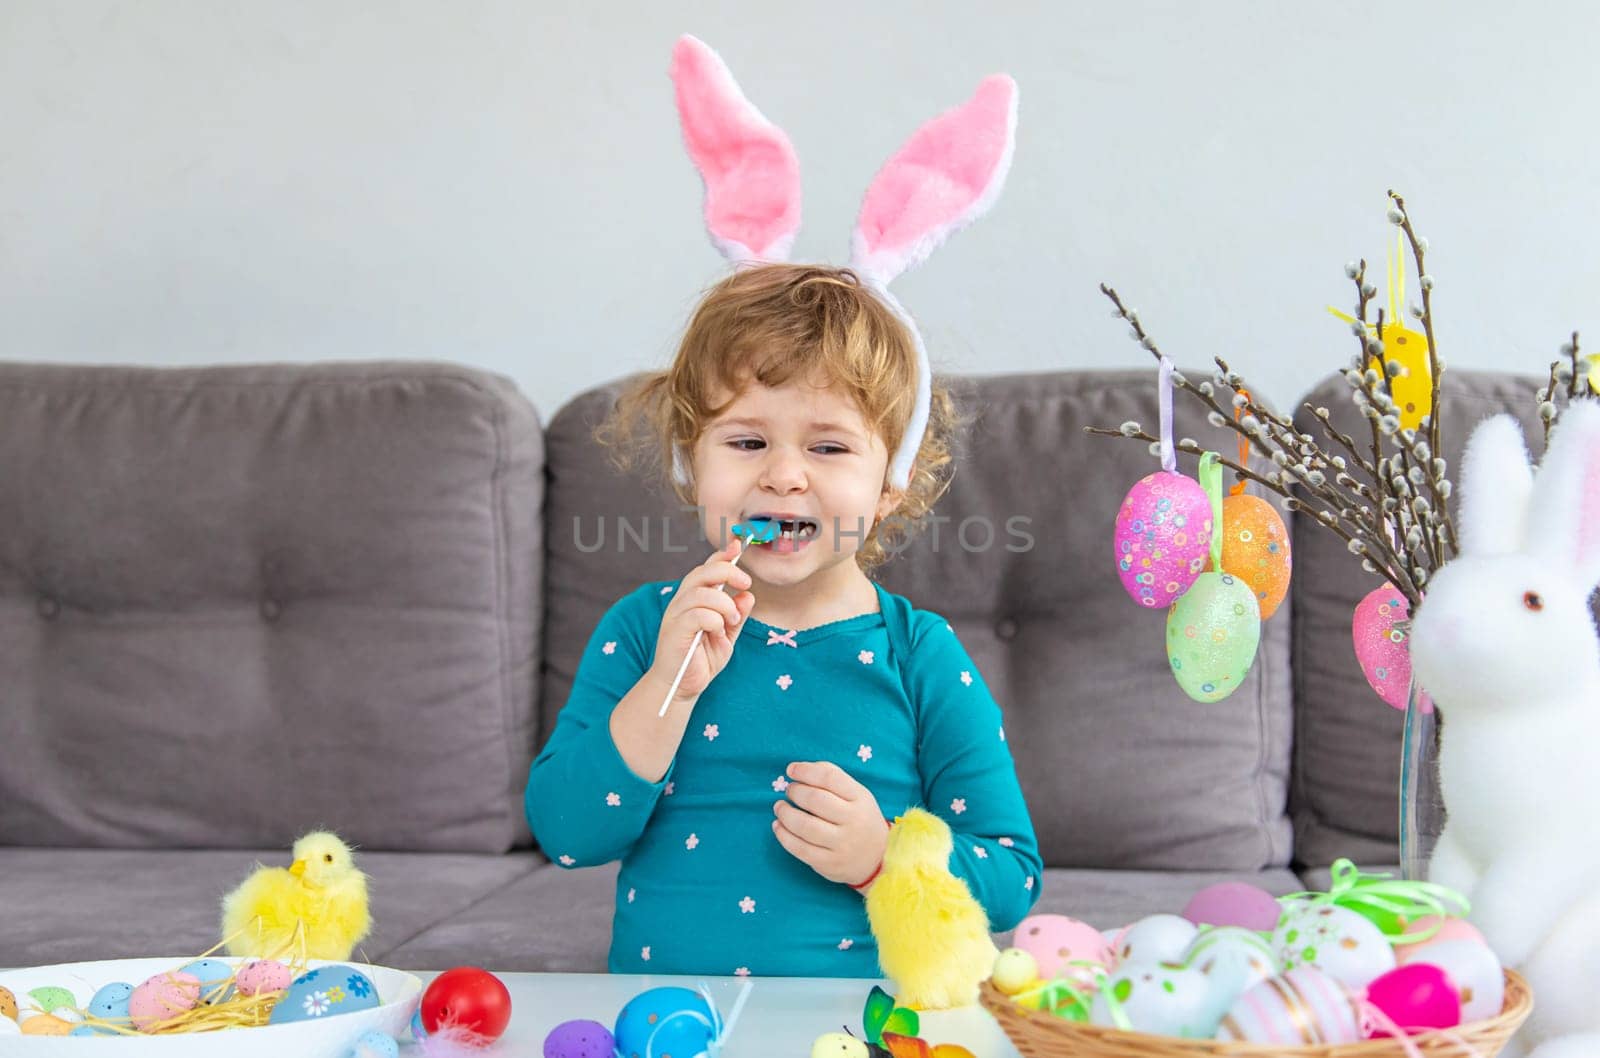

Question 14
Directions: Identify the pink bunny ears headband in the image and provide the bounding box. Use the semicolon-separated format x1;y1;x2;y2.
669;34;1018;489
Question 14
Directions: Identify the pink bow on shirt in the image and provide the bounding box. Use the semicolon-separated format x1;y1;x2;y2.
766;629;798;648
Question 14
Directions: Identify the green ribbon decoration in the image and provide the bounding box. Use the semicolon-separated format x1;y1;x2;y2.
1279;857;1471;945
1199;451;1224;572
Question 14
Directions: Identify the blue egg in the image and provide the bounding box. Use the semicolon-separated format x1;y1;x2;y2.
266;965;381;1025
350;1029;400;1058
88;981;134;1021
70;1025;102;1036
613;987;720;1058
410;1007;428;1040
180;959;235;1004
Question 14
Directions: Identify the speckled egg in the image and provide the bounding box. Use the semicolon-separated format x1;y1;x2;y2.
129;972;201;1031
88;981;134;1023
1115;914;1200;967
28;986;77;1014
0;986;16;1021
1216;967;1364;1044
1115;471;1212;609
267;965;381;1025
546;1018;618;1058
1274;902;1395;989
234;959;293;997
180;959;235;1003
1012;913;1112;981
351;1029;401;1058
1166;571;1262;702
1218;493;1291;619
20;1013;75;1036
614;986;719;1058
1181;881;1284;931
1090;962;1214;1037
811;1032;868;1058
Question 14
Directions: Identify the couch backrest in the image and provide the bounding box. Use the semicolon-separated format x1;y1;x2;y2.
0;362;542;853
541;370;1294;871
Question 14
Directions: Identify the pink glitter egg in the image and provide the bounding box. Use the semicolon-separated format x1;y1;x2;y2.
1011;914;1112;981
1114;471;1212;608
1181;881;1283;931
1351;584;1434;712
128;972;200;1032
234;959;293;997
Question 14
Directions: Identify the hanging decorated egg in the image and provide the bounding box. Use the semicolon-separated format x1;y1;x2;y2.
545;1018;618;1058
1274;902;1395;989
1114;914;1199;966
1375;324;1434;430
1365;962;1461;1033
614;986;719;1058
1181;881;1283;931
1090;962;1214;1037
1010;913;1111;981
267;965;382;1026
1399;938;1504;1022
1114;471;1212;609
1216;967;1364;1044
419;967;510;1041
1352;584;1433;712
1167;571;1261;702
1218;493;1291;619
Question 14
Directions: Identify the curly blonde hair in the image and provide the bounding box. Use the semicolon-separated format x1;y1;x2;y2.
600;263;960;572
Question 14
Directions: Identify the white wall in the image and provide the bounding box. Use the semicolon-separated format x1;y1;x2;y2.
2;1;1596;419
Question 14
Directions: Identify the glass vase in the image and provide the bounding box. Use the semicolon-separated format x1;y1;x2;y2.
1397;676;1446;880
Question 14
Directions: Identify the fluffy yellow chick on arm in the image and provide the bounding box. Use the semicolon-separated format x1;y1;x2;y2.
865;808;999;1010
221;831;372;961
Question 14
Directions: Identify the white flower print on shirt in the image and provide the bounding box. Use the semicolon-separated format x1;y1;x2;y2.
641;946;651;961
558;854;575;866
685;833;700;851
739;896;756;914
960;671;973;686
776;674;793;691
628;888;636;903
602;641;617;655
838;938;854;951
660;586;674;595
772;776;790;793
974;845;988;859
950;798;967;815
704;723;720;741
664;782;675;796
605;792;621;807
734;967;750;977
999;726;1006;742
1024;876;1035;891
857;745;872;763
998;837;1015;848
858;650;874;665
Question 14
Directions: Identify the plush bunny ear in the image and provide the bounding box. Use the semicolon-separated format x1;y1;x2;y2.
847;75;1017;490
848;75;1017;289
671;35;802;265
1457;414;1534;556
1526;399;1600;589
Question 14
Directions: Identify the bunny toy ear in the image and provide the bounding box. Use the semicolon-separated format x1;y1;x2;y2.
1457;413;1534;557
671;35;802;265
847;75;1017;490
1526;399;1600;590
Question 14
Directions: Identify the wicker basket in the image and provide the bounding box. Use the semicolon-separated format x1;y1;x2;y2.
978;971;1531;1058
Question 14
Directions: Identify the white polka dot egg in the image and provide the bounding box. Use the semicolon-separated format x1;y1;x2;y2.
1273;901;1395;990
1089;962;1214;1038
1115;914;1199;967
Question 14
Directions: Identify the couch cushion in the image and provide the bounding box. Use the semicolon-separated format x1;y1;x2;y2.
541;370;1292;872
1288;370;1552;867
0;363;542;853
0;847;542;968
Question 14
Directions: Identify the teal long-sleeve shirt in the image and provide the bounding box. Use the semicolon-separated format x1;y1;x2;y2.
524;579;1042;977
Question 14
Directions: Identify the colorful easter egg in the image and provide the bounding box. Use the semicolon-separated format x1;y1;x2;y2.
179;959;234;1003
989;948;1039;995
1181;881;1283;931
546;1018;618;1058
1216;967;1364;1044
129;972;201;1031
1012;913;1112;981
1115;914;1200;967
88;981;134;1023
28;986;77;1014
267;965;381;1026
350;1030;401;1058
234;958;293;997
811;1032;870;1058
1377;324;1433;430
20;1013;73;1036
1115;471;1212;608
1400;939;1504;1022
1167;572;1261;702
1352;584;1434;712
1217;493;1291;619
1366;962;1461;1033
420;967;511;1041
0;985;15;1021
1090;962;1214;1037
615;987;719;1058
1187;928;1278;1036
1274;902;1396;989
930;1046;978;1058
1395;914;1487;952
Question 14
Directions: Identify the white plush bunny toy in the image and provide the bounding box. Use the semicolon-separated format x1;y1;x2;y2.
1409;399;1600;1058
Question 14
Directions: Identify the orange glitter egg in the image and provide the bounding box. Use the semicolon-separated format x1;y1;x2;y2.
1219;493;1291;619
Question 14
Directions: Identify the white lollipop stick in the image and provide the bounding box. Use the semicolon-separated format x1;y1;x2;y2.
658;522;775;717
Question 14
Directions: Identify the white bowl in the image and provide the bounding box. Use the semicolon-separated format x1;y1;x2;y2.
0;957;420;1056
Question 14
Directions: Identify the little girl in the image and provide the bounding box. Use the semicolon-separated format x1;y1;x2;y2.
525;36;1039;977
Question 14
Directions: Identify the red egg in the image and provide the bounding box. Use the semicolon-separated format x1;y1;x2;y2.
421;966;513;1042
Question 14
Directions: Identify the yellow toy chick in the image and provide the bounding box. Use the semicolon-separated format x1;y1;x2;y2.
221;831;371;961
865;807;999;1010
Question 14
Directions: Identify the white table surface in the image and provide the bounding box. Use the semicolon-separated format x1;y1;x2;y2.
413;971;1023;1057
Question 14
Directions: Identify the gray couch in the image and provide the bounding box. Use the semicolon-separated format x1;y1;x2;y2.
0;361;1541;972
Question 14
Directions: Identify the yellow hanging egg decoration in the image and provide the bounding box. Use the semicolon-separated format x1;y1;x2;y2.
1327;234;1432;430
